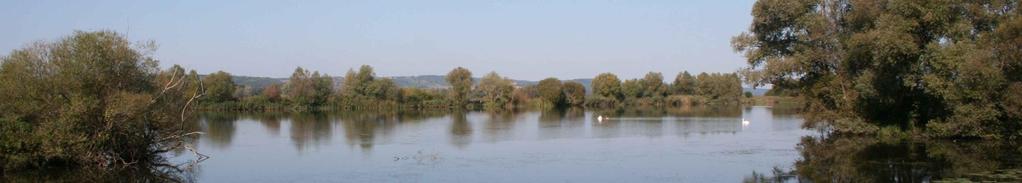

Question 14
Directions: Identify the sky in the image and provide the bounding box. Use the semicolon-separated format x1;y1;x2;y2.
1;0;756;81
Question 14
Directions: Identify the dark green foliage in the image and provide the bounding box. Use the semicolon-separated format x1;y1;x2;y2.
734;0;1022;138
537;78;564;105
0;31;195;171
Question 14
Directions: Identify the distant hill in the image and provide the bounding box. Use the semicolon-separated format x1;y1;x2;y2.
230;76;286;90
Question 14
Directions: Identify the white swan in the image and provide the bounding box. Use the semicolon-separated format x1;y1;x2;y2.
597;115;604;122
741;118;750;127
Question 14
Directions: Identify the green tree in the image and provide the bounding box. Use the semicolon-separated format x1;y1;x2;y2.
672;71;697;95
696;72;742;103
285;67;332;107
562;81;586;106
342;65;376;97
621;79;642;99
640;72;667;98
732;0;1022;138
0;31;195;170
311;71;334;104
339;65;400;103
202;71;236;103
446;67;473;107
367;78;401;101
592;73;622;100
477;72;515;109
537;78;564;105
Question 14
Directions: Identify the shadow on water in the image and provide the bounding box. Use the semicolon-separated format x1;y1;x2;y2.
743;135;1022;182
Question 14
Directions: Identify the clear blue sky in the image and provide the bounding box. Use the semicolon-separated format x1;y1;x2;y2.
1;0;755;81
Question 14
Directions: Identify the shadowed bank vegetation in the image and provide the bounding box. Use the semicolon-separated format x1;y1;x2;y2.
733;0;1022;139
0;31;198;181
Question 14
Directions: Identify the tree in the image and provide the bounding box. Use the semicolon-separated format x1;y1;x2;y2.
262;83;282;101
285;67;332;107
732;0;1022;138
202;71;236;103
562;81;586;106
621;79;642;99
696;72;742;103
672;71;697;95
640;72;667;98
311;71;334;104
477;72;514;109
592;73;622;100
0;31;196;170
446;67;473;107
339;65;400;103
537;78;564;105
342;65;376;97
367;78;401;101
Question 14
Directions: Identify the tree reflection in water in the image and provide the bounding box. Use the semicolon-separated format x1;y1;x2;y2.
449;111;472;148
743;136;1022;182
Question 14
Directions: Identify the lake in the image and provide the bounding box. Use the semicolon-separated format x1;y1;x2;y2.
157;106;1019;182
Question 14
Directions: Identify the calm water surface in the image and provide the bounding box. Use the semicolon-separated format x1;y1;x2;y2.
161;106;1021;182
169;106;811;182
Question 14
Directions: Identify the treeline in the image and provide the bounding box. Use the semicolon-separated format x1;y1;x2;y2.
733;0;1022;139
587;72;743;107
195;66;745;111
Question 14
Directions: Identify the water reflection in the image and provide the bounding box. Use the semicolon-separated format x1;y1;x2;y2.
538;108;586;140
25;106;1022;182
482;110;524;142
199;112;239;149
743;136;1022;182
449;112;472;148
252;112;284;136
290;112;333;151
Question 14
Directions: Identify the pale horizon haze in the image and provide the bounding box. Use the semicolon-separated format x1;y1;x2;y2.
1;0;755;81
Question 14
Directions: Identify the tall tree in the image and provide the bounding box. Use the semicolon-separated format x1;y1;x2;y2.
445;67;473;107
562;81;586;106
0;31;196;170
640;72;667;98
672;71;697;95
592;73;622;100
477;72;515;109
202;71;236;103
285;67;331;107
621;79;642;99
733;0;1022;138
341;65;376;97
537;77;564;105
